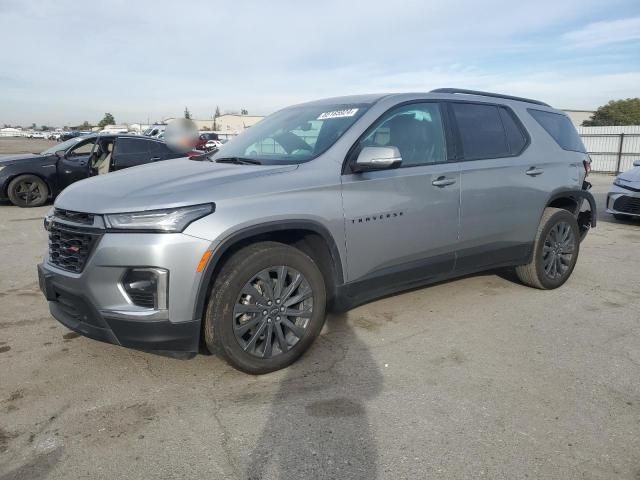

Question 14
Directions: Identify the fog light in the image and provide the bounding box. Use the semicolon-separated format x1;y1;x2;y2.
121;268;168;309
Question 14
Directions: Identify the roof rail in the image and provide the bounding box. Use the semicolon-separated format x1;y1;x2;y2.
430;88;551;107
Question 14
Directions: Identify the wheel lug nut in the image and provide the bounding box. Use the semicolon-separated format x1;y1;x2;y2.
263;310;268;315
267;301;272;306
280;307;284;312
276;316;280;321
276;299;280;304
267;318;271;322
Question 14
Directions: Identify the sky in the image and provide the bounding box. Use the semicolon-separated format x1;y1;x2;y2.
1;0;639;126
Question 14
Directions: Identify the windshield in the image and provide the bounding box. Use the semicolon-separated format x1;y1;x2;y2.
210;103;369;164
40;136;89;155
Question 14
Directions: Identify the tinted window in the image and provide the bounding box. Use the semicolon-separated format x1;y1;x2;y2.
360;103;446;167
150;141;173;155
528;109;586;153
451;103;508;159
499;107;527;154
118;138;149;154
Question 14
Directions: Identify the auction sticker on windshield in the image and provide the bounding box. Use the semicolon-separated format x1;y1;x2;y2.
317;108;359;120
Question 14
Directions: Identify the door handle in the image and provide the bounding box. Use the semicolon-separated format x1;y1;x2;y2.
79;160;87;166
431;176;456;187
526;167;544;176
150;156;161;161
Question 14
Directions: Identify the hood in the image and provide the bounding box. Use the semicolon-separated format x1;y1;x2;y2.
55;158;298;213
0;153;51;166
618;166;640;184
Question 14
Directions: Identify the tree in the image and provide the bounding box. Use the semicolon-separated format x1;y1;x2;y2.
184;107;191;119
40;125;50;131
98;113;116;128
31;122;36;129
213;105;221;130
241;108;248;115
582;98;640;126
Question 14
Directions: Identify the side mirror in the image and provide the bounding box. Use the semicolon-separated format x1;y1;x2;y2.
634;159;640;167
353;146;402;172
55;150;66;159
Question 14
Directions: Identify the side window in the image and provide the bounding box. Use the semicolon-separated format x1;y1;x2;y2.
150;141;173;156
499;107;527;155
528;109;586;153
360;103;446;167
117;138;149;155
451;103;508;159
67;140;95;157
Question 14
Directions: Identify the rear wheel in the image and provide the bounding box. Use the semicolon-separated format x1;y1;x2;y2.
204;241;327;374
7;174;49;207
516;208;580;290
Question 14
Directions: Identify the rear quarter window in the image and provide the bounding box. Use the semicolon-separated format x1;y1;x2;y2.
528;109;586;153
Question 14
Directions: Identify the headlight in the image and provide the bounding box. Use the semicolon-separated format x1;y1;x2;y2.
104;203;214;232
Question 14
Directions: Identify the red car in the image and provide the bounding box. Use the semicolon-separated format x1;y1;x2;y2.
195;132;220;151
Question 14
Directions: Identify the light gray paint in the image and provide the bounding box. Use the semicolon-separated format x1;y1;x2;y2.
42;91;589;328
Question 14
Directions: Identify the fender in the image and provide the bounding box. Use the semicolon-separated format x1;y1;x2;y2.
546;187;597;227
192;220;345;321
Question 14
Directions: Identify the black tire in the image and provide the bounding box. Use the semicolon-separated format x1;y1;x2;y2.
515;208;580;290
204;241;327;374
7;174;49;208
613;214;631;221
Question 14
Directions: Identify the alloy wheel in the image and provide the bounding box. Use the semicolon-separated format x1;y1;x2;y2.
542;221;575;279
233;266;313;358
15;180;43;205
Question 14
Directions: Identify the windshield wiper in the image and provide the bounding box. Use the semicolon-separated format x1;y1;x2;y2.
215;157;262;165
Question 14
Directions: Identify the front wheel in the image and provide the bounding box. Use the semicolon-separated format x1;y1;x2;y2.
203;241;327;374
516;208;580;290
7;174;49;207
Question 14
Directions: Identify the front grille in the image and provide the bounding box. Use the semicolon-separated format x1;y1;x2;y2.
54;208;95;225
613;196;640;215
48;223;101;273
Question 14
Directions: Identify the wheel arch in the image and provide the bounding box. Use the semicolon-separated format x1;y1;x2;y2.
192;220;345;322
544;187;597;242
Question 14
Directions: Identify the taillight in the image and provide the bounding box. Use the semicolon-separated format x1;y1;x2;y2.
583;156;592;178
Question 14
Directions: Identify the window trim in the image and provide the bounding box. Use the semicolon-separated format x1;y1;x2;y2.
446;100;531;162
527;108;586;153
342;100;454;175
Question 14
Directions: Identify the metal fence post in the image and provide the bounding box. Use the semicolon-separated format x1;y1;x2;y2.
615;133;625;174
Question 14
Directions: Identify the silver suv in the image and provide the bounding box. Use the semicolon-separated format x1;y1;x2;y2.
38;89;596;373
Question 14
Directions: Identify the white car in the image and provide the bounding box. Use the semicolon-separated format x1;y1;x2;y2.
31;132;45;139
607;160;640;220
205;139;223;150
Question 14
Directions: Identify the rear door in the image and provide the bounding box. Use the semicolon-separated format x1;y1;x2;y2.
447;101;549;271
341;101;460;285
110;137;152;171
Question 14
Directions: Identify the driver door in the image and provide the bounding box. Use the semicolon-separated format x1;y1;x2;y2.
58;138;96;189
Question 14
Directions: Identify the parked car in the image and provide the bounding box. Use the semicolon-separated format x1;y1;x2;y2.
38;89;596;374
195;132;220;151
143;124;167;138
607;159;640;220
59;131;81;142
0;134;193;207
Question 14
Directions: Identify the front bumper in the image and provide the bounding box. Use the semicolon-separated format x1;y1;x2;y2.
38;231;214;355
606;187;640;218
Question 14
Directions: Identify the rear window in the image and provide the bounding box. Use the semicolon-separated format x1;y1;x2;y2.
117;138;149;154
528;109;586;153
452;103;523;160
